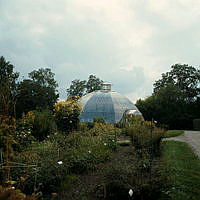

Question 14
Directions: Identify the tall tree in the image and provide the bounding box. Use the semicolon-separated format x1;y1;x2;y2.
29;68;58;89
0;56;19;182
136;85;188;129
16;68;59;117
86;75;103;94
66;79;87;98
0;56;19;116
153;64;200;101
67;75;103;97
136;64;200;129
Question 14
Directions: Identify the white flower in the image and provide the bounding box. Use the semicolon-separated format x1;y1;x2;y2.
129;189;133;197
104;143;107;146
112;139;115;142
57;161;63;165
11;186;15;190
154;120;157;124
69;120;72;123
88;150;91;153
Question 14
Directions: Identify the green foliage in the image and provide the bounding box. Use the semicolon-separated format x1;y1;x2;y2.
15;109;55;143
11;140;68;194
102;147;164;200
193;119;200;131
66;79;87;98
136;64;200;130
67;74;103;97
16;68;59;118
163;130;184;138
14;114;36;151
88;122;119;136
57;174;79;192
93;116;105;123
161;141;200;200
86;74;103;94
0;116;16;182
0;56;19;116
136;85;192;130
78;122;90;132
11;127;117;194
123;116;165;157
28;68;58;89
54;100;81;132
0;185;38;200
31;109;56;141
153;64;200;100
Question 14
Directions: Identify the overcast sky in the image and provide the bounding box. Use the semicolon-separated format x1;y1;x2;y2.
1;0;200;102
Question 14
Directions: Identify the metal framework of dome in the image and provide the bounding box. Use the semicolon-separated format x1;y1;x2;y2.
79;83;142;123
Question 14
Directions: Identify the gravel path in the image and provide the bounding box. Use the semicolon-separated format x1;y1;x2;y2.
163;131;200;157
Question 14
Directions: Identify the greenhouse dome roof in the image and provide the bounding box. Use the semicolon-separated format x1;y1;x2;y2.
79;83;142;123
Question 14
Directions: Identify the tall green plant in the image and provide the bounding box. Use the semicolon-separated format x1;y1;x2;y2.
31;109;55;141
54;100;81;133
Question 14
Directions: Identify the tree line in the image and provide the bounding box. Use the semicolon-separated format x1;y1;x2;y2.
136;64;200;129
1;56;200;129
0;56;103;118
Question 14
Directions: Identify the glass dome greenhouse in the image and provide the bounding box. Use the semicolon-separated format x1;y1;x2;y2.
79;83;142;123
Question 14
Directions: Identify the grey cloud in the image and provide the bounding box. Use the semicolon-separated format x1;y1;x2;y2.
1;0;200;102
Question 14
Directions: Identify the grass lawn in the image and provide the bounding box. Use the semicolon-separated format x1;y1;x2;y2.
163;130;184;138
161;141;200;200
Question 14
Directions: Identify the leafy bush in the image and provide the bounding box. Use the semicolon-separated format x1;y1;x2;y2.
0;115;16;158
63;134;113;173
93;116;105;123
11;129;117;194
88;123;119;137
54;100;81;133
124;116;165;157
0;185;38;200
15;109;55;144
31;109;56;141
78;122;90;132
14;114;36;151
12;141;68;194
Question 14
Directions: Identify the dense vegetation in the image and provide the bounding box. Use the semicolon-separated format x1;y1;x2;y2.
136;64;200;130
1;56;200;199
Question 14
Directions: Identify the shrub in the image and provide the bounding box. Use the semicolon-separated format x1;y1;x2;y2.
12;141;68;194
31;109;56;141
11;130;116;194
63;134;112;173
93;116;105;123
14;114;36;151
0;185;38;200
0;115;16;183
54;100;81;133
78;122;89;132
126;119;164;157
88;123;119;137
